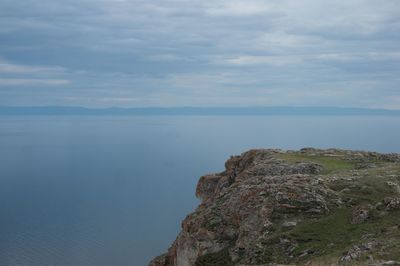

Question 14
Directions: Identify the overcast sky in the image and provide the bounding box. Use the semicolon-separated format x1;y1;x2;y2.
0;0;399;108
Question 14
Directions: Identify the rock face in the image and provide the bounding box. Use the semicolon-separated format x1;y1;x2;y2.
149;148;400;266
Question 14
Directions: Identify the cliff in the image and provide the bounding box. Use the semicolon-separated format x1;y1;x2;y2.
149;148;400;266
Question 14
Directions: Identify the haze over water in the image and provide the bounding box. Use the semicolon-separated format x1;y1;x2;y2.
1;115;400;266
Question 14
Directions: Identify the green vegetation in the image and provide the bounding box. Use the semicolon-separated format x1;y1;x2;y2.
277;153;356;174
255;208;400;264
204;215;223;231
328;165;400;204
153;149;400;266
257;152;400;264
292;208;400;264
195;248;233;266
292;208;362;258
261;153;400;264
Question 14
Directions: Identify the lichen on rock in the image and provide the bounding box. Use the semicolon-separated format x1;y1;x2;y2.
149;148;400;266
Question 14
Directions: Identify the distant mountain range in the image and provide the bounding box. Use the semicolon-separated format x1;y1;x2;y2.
0;106;400;116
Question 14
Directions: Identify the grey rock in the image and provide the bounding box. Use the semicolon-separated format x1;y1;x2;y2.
150;148;400;266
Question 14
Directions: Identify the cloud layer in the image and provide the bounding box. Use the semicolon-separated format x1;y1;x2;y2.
0;0;399;108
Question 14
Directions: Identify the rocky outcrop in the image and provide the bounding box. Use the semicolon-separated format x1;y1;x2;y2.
150;148;400;266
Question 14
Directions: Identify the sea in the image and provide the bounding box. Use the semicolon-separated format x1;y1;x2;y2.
0;115;399;266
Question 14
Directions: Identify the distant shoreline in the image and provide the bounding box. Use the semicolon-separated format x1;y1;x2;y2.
0;106;400;116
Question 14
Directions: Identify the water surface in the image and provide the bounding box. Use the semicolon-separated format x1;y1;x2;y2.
0;115;399;265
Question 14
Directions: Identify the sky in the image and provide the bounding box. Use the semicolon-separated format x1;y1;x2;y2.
0;0;399;108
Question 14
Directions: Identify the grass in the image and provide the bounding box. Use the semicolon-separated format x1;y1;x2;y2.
276;153;356;174
289;208;400;264
291;208;363;259
197;153;400;265
328;165;400;204
195;248;233;266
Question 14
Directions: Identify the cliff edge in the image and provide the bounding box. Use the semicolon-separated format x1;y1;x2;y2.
150;148;400;266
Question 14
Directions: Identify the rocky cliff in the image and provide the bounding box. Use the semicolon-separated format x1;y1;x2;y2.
149;148;400;266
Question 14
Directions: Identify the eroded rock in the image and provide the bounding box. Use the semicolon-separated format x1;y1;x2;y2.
150;148;400;266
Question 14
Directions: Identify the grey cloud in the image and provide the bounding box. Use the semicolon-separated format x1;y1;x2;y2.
0;0;399;108
0;59;65;74
0;78;70;86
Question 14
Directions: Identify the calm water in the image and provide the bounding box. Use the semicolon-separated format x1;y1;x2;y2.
0;115;400;266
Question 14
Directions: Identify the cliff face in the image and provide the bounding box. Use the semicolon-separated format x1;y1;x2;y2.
150;148;400;266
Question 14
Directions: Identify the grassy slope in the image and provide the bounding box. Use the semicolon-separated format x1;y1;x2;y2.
278;151;400;264
196;151;400;265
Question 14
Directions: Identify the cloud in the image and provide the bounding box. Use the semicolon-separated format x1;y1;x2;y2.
0;78;70;86
0;0;399;108
215;55;303;66
147;54;183;62
204;1;271;16
0;59;65;74
0;59;69;88
315;52;400;62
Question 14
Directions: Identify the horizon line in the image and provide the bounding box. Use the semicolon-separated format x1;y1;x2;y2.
1;105;400;110
1;105;400;116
